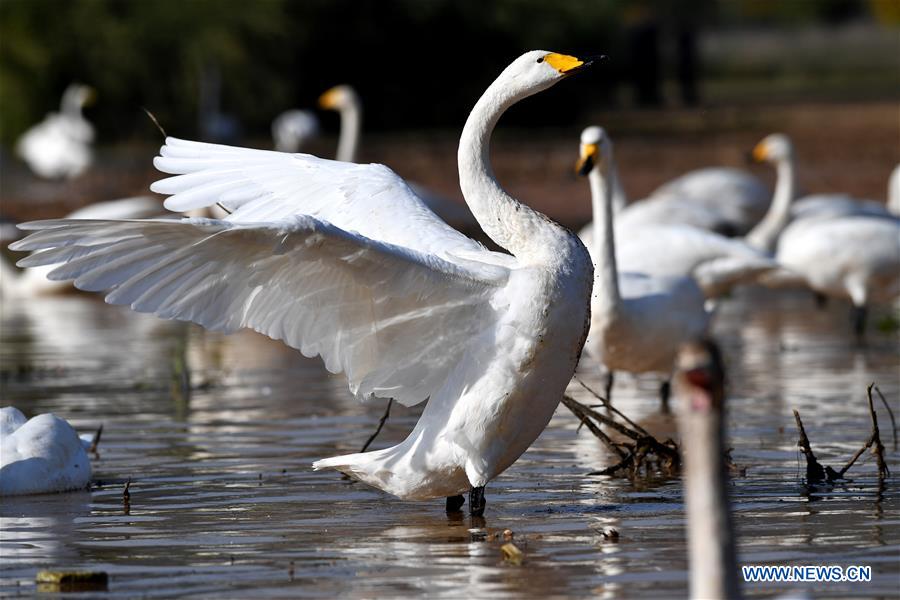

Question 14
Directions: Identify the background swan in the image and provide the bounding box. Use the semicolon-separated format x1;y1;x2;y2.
272;109;320;152
774;213;900;336
12;50;597;516
0;407;93;496
578;126;709;406
579;130;781;299
2;196;163;298
318;84;477;230
749;133;892;245
646;166;771;236
15;83;96;179
889;165;900;215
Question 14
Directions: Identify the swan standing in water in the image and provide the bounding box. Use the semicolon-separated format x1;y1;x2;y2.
749;137;900;335
318;84;478;230
577;126;709;406
579;130;780;299
673;340;740;600
15;84;96;180
0;407;93;496
12;51;599;515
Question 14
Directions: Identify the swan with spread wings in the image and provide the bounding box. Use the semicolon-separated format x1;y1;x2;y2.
12;51;597;515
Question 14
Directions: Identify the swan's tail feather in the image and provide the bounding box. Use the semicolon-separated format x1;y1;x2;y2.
313;445;469;500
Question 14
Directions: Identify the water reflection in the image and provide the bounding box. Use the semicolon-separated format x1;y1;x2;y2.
0;286;897;597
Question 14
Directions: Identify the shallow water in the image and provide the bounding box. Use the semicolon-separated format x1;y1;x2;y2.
1;289;898;598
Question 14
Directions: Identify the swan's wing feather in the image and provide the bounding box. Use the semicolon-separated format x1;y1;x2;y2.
151;137;486;262
12;216;508;407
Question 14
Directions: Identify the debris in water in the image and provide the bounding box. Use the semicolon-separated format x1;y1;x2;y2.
601;527;619;542
36;570;108;592
501;542;524;565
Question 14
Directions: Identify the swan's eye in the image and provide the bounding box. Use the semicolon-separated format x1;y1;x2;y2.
536;57;544;63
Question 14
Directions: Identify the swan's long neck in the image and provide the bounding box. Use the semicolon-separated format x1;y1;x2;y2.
337;96;361;163
682;390;741;600
589;163;621;313
458;78;565;261
61;90;85;119
745;157;796;254
608;156;627;213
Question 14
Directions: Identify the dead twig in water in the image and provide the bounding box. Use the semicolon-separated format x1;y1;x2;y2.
342;398;394;483
360;399;393;453
87;424;103;454
794;383;891;484
792;409;833;483
873;385;897;451
574;377;651;437
839;384;890;481
562;395;679;478
123;479;131;515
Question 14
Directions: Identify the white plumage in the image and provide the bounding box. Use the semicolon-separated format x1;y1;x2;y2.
15;83;96;179
0;407;92;496
2;196;163;298
12;51;596;504
774;214;900;333
318;84;478;230
579;131;781;299
577;126;709;385
646;166;771;235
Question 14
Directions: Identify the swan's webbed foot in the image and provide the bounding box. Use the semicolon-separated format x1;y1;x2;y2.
446;494;465;513
469;486;486;517
659;380;671;413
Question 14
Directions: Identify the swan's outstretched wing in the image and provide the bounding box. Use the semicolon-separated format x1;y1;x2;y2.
12;215;508;407
151;137;486;263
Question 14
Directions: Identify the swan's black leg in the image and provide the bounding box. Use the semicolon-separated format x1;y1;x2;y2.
446;494;465;513
659;380;671;413
814;292;828;309
605;371;615;404
469;486;486;517
852;305;867;340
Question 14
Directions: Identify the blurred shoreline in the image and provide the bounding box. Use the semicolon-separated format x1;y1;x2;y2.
1;99;897;230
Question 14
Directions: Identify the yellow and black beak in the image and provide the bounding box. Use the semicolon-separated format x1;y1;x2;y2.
318;87;341;110
544;53;607;76
576;143;599;176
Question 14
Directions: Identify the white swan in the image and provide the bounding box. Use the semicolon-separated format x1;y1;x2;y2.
318;84;478;230
773;213;900;336
11;51;598;515
0;407;93;496
272;109;320;153
577;126;709;405
2;196;163;298
646;166;771;236
578;130;780;299
749;133;891;243
673;340;740;600
15;84;96;179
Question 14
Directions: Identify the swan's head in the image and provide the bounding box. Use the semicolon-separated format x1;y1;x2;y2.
318;85;359;112
674;338;725;414
501;51;602;97
575;126;612;176
62;84;96;109
752;133;792;164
